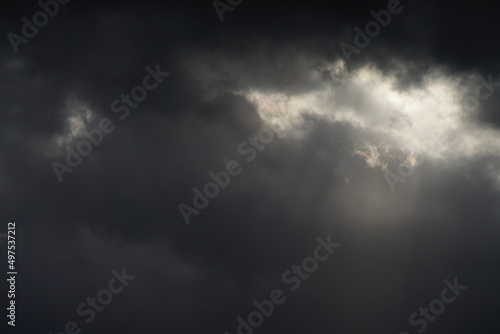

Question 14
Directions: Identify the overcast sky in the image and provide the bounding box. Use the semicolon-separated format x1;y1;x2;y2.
1;0;500;333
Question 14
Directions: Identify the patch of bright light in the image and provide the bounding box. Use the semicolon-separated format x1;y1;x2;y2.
238;62;500;172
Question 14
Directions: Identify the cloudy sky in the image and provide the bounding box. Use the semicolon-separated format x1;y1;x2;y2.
2;0;500;333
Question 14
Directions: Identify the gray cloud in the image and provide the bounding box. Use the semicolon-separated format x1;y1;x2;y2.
1;1;500;333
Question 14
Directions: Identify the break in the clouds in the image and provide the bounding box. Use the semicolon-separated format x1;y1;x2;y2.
1;1;500;334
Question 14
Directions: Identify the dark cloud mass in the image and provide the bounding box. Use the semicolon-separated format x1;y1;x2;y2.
1;1;500;333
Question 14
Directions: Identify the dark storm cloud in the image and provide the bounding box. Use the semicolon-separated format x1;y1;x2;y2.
1;1;500;334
